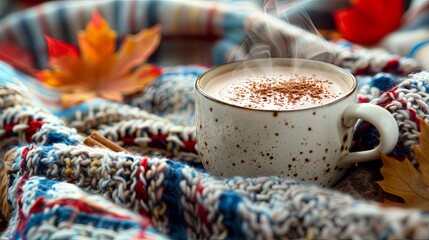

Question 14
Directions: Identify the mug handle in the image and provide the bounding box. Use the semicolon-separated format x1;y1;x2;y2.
338;103;399;168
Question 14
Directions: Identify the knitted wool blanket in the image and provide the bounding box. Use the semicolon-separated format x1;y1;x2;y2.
1;1;429;239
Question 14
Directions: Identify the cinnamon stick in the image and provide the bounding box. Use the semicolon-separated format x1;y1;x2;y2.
84;132;129;153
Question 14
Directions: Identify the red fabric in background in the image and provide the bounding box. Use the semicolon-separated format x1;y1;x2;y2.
334;0;404;45
19;0;49;7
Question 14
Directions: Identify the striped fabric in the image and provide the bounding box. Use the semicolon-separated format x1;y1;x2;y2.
0;0;427;69
0;0;51;20
3;175;167;239
0;0;259;68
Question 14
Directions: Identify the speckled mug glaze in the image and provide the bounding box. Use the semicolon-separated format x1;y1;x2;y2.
195;58;398;187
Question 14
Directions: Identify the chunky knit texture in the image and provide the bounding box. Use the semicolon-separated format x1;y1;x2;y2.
1;60;429;239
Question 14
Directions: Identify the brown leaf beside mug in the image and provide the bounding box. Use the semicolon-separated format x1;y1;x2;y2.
378;120;429;210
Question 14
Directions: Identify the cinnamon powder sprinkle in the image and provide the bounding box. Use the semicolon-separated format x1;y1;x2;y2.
222;75;340;110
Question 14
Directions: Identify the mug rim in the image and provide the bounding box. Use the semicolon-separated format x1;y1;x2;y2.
195;58;357;112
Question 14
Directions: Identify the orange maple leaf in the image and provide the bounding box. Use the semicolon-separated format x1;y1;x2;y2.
378;120;429;210
36;10;162;108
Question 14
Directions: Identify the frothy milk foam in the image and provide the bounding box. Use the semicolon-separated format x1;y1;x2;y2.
203;66;350;110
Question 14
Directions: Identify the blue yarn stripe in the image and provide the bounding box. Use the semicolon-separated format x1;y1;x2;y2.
369;73;401;92
219;191;245;239
146;0;158;28
34;179;58;200
57;7;71;42
19;17;38;68
33;145;54;175
146;0;159;63
408;39;429;58
113;0;121;33
160;160;188;239
24;206;142;237
45;131;80;146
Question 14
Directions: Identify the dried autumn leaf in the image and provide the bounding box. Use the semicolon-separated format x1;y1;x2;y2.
36;10;162;108
415;119;429;186
378;120;429;210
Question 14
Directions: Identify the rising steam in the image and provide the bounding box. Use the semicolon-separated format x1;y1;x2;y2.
230;0;336;63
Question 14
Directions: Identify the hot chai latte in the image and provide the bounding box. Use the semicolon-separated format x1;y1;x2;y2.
204;66;349;110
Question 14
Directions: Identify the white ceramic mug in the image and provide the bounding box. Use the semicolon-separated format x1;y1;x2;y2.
195;58;398;187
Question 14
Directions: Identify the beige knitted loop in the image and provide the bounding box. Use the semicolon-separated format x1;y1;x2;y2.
1;148;16;219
